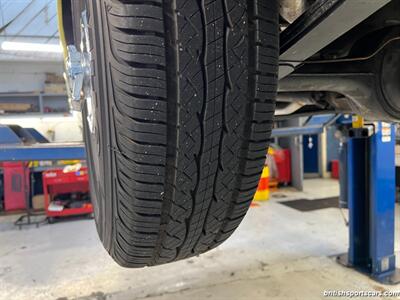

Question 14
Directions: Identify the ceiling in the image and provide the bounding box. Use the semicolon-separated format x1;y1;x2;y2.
0;0;61;61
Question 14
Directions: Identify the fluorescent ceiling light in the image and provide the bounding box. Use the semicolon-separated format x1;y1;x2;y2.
1;41;62;53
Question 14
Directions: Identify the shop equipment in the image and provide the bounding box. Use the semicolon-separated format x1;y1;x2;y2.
337;120;400;284
3;162;29;211
42;167;92;221
0;124;86;227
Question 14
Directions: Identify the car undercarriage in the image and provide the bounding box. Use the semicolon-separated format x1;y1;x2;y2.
277;0;400;121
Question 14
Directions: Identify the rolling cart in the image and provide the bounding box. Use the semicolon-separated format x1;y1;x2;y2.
42;167;92;222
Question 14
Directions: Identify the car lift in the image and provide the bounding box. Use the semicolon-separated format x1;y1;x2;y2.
271;115;399;283
337;118;400;284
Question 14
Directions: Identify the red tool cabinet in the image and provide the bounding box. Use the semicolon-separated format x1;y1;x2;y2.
3;162;29;211
273;149;291;185
42;167;92;218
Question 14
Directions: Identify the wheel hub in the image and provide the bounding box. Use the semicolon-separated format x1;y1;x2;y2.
64;10;95;133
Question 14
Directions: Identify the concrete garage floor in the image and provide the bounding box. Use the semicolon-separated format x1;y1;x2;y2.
1;178;400;300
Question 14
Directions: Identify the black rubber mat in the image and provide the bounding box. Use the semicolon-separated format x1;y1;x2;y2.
279;197;339;212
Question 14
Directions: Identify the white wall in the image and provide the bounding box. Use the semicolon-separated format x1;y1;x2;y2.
0;61;63;93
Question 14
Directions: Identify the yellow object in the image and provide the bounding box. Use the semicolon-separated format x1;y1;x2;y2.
58;160;81;165
253;166;270;201
253;189;270;201
261;167;269;178
63;163;82;173
352;115;364;129
57;0;68;60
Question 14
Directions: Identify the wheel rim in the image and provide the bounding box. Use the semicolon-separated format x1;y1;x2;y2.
80;9;96;134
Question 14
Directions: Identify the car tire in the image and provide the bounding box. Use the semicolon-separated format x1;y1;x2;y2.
71;0;278;267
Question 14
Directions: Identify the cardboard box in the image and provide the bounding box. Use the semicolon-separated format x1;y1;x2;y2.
32;194;45;210
45;73;65;84
43;83;66;94
0;103;32;112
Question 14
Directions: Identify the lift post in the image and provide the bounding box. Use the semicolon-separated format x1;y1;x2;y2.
337;121;400;284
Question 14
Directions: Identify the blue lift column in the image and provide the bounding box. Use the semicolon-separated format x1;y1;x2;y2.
337;121;399;284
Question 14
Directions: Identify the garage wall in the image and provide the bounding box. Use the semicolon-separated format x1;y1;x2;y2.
0;61;63;93
0;60;83;142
